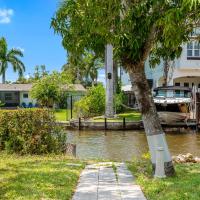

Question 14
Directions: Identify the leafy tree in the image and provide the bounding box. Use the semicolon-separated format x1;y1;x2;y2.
52;0;200;176
0;37;25;83
31;72;72;107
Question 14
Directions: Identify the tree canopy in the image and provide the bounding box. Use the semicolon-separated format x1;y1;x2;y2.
30;72;72;107
62;51;103;86
52;0;200;69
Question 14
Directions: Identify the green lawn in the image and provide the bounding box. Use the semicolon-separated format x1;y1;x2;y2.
54;109;78;121
54;109;68;121
0;153;85;200
128;158;200;200
92;111;141;122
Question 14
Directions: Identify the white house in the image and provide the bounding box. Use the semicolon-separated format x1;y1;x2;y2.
0;83;86;107
121;40;200;90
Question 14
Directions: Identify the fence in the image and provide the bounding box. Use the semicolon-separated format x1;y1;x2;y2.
66;94;85;120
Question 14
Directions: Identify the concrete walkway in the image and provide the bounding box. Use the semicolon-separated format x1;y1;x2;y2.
72;162;146;200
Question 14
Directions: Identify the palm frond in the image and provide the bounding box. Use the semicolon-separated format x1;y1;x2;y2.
8;56;26;72
0;37;7;59
7;48;24;58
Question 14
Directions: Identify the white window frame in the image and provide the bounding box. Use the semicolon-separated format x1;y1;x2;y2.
187;41;200;58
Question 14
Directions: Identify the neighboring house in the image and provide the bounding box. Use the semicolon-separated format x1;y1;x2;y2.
121;32;200;106
0;83;86;107
121;38;200;91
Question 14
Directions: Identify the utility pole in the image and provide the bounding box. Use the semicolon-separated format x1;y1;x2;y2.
105;44;114;117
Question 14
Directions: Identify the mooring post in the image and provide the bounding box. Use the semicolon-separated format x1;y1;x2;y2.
66;95;68;121
78;118;81;130
70;95;73;119
66;143;76;157
123;117;126;130
104;117;107;130
154;147;166;178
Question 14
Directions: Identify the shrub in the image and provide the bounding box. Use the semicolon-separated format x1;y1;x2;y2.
30;72;72;108
74;84;105;118
0;109;66;154
115;92;126;113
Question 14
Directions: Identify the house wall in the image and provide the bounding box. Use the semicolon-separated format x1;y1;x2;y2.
121;43;200;89
19;91;37;106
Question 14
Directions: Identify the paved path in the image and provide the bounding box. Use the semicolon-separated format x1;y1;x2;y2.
72;162;146;200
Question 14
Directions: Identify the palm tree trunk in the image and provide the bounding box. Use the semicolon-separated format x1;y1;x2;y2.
105;44;114;117
2;72;5;84
129;63;175;177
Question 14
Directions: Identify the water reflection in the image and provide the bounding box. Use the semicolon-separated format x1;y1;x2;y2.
67;130;200;161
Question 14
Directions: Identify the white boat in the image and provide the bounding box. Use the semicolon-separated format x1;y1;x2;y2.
153;86;192;123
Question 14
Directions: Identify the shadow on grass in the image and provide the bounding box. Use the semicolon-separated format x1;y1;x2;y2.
128;160;200;200
0;156;84;200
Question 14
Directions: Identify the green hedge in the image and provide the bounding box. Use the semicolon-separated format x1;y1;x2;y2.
0;109;66;154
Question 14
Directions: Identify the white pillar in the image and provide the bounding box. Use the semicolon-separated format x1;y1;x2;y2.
105;44;114;118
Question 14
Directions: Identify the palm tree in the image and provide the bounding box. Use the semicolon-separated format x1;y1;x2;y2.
0;37;25;83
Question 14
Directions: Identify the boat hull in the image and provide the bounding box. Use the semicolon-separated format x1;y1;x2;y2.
158;112;188;123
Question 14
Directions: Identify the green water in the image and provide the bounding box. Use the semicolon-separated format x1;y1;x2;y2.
66;130;200;161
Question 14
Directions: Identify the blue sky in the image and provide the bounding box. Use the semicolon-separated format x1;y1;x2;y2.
0;0;67;81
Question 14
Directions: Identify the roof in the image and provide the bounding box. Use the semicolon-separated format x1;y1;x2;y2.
0;83;86;92
154;86;192;92
0;84;32;92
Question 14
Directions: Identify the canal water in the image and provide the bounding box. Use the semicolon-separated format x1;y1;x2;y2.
66;130;200;161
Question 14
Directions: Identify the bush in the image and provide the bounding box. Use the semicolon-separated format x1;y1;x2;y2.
115;92;127;113
74;84;105;118
0;109;66;154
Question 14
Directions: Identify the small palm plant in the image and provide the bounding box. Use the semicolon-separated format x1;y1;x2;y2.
0;37;25;83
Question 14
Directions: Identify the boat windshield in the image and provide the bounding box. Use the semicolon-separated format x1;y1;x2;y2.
156;89;191;98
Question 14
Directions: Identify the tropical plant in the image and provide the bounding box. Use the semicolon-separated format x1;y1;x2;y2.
62;51;103;86
31;72;72;107
52;0;200;176
74;84;105;118
0;37;25;83
0;109;66;154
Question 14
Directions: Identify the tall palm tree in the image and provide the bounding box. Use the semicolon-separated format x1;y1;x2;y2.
0;37;25;83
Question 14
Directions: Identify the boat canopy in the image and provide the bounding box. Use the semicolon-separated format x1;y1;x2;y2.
154;86;192;92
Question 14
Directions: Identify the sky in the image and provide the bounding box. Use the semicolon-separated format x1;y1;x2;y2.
0;0;68;82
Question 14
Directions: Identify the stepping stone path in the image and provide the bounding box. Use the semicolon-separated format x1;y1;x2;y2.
72;162;146;200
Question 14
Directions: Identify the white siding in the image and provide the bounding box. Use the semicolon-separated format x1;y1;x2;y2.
19;92;37;107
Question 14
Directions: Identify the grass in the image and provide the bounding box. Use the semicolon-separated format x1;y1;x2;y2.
92;111;142;122
54;109;68;121
127;157;200;200
0;153;85;200
54;109;78;121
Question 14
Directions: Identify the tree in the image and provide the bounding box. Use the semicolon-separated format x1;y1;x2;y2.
30;72;72;107
62;51;103;86
0;37;25;83
52;0;200;176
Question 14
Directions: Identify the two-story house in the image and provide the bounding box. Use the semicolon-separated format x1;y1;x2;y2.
122;38;200;91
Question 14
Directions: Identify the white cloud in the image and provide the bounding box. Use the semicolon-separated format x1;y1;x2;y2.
0;8;14;24
14;47;25;53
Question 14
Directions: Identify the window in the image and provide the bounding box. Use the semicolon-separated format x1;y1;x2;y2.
198;84;200;88
175;82;180;86
23;93;28;98
187;41;200;58
5;93;12;101
175;90;180;97
184;82;189;87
